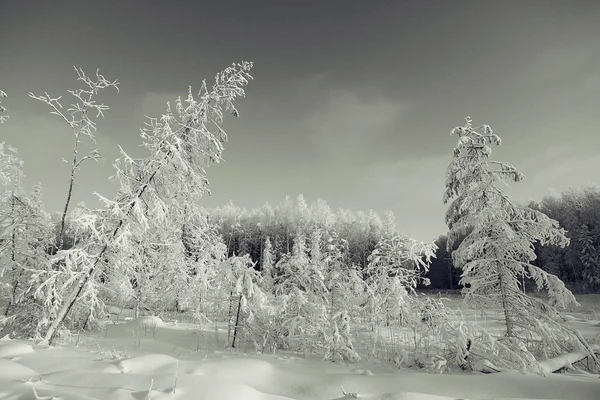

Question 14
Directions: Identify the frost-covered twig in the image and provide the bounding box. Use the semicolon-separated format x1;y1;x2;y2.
340;385;359;398
0;90;9;123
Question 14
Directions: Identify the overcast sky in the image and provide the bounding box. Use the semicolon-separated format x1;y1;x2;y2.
1;0;599;241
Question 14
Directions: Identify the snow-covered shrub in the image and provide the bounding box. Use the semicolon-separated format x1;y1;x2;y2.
322;310;360;363
0;153;54;339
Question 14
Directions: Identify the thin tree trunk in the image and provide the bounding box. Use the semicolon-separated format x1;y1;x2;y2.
45;162;161;344
227;290;234;346
497;264;514;337
135;286;142;319
58;133;82;249
231;294;243;348
5;192;17;316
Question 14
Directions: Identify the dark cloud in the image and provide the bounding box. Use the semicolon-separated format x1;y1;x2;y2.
1;0;599;241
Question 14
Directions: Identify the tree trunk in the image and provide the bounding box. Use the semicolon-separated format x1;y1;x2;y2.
5;192;17;316
227;290;234;346
44;264;96;344
135;286;142;319
44;158;164;344
58;133;83;250
497;264;514;337
231;294;243;348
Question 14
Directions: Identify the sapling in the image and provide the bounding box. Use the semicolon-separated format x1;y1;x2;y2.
29;67;119;248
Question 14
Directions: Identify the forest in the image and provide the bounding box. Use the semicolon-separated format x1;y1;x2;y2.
0;62;599;393
205;184;600;295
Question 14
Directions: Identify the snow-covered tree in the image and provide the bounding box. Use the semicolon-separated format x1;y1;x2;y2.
323;309;360;363
323;232;362;312
261;237;275;292
444;117;591;368
275;231;327;300
0;183;53;337
0;145;53;337
35;61;253;344
364;233;435;327
29;67;119;248
226;255;267;348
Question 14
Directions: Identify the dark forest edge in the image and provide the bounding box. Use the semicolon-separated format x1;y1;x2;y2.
201;186;600;295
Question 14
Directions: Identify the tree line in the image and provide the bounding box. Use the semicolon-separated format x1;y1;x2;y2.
204;185;600;294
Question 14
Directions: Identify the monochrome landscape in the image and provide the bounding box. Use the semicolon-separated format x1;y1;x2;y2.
1;1;599;399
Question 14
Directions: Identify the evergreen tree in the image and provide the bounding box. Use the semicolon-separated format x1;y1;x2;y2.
444;117;592;367
261;236;275;292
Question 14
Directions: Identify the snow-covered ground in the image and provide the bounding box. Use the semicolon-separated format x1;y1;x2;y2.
1;298;599;400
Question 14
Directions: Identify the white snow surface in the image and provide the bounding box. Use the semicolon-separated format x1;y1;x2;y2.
0;313;598;400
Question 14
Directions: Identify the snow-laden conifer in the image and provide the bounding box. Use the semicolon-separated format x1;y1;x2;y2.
261;237;276;292
444;117;595;370
275;231;327;300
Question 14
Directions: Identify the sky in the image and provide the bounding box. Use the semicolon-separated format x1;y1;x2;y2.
1;0;599;242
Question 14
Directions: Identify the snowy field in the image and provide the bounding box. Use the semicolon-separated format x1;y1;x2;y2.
1;295;599;400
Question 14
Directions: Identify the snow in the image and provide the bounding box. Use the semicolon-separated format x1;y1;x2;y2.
0;313;598;400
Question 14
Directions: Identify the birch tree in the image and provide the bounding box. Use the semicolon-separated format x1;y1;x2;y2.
29;67;119;248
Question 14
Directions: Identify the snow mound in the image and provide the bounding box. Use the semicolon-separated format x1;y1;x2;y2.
116;353;178;374
31;387;103;400
360;369;375;376
183;357;276;380
0;341;35;358
0;358;40;380
150;380;295;400
331;392;465;400
126;315;165;329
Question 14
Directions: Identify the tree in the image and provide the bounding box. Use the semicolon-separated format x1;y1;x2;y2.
29;67;119;248
364;233;435;327
275;231;327;299
35;61;253;344
0;184;53;337
227;255;267;348
0;145;53;337
443;117;591;368
261;237;275;292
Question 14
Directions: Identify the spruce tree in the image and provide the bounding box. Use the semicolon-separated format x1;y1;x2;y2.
444;117;594;367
